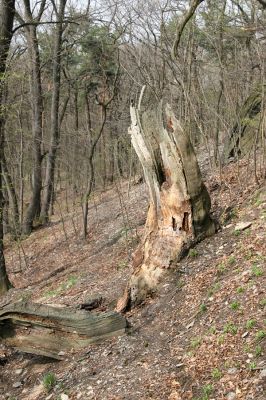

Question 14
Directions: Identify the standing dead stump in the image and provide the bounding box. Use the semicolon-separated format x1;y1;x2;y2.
116;88;216;311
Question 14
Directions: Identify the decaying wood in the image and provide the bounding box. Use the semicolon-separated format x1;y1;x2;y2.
79;295;103;310
117;88;216;311
0;301;127;359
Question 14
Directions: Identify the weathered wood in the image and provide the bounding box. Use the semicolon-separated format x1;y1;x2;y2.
79;295;103;310
0;301;127;359
117;89;216;311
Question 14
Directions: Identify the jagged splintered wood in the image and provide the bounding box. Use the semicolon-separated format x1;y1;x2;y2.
0;301;127;359
116;87;216;312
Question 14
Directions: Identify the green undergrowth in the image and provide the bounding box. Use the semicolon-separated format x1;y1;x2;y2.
44;275;78;298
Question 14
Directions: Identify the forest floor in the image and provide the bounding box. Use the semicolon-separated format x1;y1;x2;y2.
0;158;265;400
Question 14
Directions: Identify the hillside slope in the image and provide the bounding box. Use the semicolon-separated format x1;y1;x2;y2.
0;164;265;400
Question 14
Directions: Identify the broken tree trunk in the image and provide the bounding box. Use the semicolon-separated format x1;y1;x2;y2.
0;301;127;359
117;88;216;311
222;86;263;164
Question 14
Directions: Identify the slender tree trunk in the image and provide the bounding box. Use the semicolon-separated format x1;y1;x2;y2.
105;113;115;184
83;106;107;238
22;23;44;234
2;153;20;236
74;87;79;131
117;89;216;311
172;0;205;58
59;93;69;127
214;0;227;165
85;91;92;141
0;0;15;295
18;101;25;225
71;86;79;195
41;0;67;222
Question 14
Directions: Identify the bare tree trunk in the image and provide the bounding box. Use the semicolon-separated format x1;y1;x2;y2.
83;105;107;238
41;0;67;223
82;66;120;238
22;27;43;234
214;0;227;165
117;88;215;311
172;0;205;58
2;153;20;237
105;113;115;184
19;1;46;235
18;101;25;225
0;0;15;295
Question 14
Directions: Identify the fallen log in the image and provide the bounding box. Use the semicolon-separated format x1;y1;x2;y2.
79;295;103;310
0;301;127;360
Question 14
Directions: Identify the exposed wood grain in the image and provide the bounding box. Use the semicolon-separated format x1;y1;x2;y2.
117;89;215;311
0;301;127;359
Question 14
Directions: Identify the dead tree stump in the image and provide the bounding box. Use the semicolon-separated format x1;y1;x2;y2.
117;88;216;311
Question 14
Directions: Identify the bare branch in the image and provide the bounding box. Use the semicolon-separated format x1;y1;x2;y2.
12;19;78;35
50;0;59;18
171;0;205;59
231;0;250;23
37;0;47;22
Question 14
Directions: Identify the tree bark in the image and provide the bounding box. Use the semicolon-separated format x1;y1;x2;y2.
83;105;107;238
172;0;205;58
82;66;120;238
2;153;20;237
214;0;227;165
41;0;67;223
22;26;43;234
117;88;215;311
0;0;16;295
20;2;45;235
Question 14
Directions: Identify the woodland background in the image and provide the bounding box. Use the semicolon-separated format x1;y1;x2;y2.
0;1;266;400
1;0;265;241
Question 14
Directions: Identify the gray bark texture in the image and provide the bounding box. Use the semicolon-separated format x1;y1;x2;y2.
41;0;67;222
0;0;16;295
2;153;20;236
172;0;205;58
20;1;45;235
